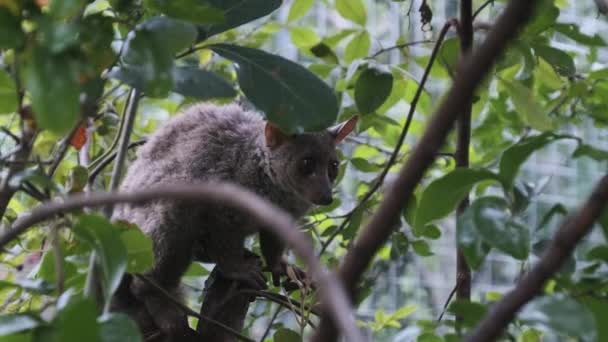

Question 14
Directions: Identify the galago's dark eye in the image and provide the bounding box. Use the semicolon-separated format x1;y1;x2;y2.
328;160;339;181
299;157;316;176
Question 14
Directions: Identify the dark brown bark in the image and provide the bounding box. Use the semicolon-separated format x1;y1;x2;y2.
455;0;474;320
468;174;608;341
312;1;537;340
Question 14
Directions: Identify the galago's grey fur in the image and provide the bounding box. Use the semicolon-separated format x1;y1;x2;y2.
111;102;357;340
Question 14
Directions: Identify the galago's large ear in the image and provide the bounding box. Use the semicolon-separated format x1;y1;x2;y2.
328;116;358;144
265;122;290;149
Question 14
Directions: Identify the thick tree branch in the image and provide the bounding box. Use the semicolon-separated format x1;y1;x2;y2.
468;174;608;341
313;1;537;340
455;0;474;327
0;183;363;342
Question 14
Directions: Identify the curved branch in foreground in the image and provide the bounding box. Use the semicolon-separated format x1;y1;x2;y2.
313;0;538;341
0;183;363;342
468;174;608;341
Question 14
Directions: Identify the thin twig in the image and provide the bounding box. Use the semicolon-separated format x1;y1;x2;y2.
103;88;140;216
47;120;85;177
473;0;495;21
0;183;363;342
319;20;458;256
437;283;458;322
88;140;146;185
0;127;20;144
50;222;64;294
312;1;538;340
136;274;256;342
468;174;608;341
370;39;435;58
260;306;282;342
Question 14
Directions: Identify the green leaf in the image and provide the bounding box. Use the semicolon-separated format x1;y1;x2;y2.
421;224;441;240
22;49;80;134
500;79;553;131
412;240;432;256
50;0;87;19
210;44;338;134
73;215;127;301
0;315;39;336
519;294;596;342
417;333;443;342
350;157;382;172
344;31;370;63
0;8;24;49
289;26;321;49
499;133;568;189
113;16;197;97
579;296;608;342
533;44;575;76
447;300;487;328
147;0;224;24
98;313;142;342
0;70;17;114
55;294;100;342
172;66;236;100
288;0;314;22
555;23;606;47
354;67;393;114
197;0;281;40
415;168;500;231
457;206;490;270
471;197;530;260
119;227;154;273
273;328;302;342
336;0;367;26
572;144;608;161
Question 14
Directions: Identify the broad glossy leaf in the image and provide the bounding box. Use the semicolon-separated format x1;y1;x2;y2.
415;168;500;231
519;294;596;342
147;0;224;24
197;0;281;40
113;17;197;97
274;328;302;342
472;197;530;260
500;79;552;131
336;0;367;26
498;133;570;189
533;44;575;76
172;66;236;99
354;67;393;114
344;31;370;63
288;0;314;22
98;313;142;342
0;69;17;114
73;215;127;301
0;315;39;336
457;206;490;270
0;8;24;49
210;44;339;133
22;49;80;134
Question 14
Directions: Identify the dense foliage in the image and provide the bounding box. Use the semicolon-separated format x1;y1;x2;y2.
1;0;608;341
